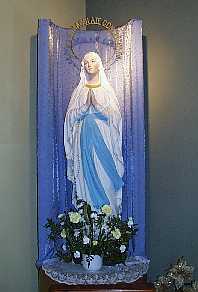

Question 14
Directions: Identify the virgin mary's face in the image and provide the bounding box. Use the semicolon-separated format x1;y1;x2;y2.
83;53;100;75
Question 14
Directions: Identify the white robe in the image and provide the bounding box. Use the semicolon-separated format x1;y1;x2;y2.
64;84;124;213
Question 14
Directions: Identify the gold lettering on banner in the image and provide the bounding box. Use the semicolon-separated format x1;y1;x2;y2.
71;17;114;30
67;17;123;65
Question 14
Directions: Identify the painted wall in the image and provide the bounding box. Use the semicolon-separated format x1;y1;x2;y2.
0;1;85;291
86;0;198;280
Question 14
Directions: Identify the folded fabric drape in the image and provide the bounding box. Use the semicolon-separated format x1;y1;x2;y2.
37;19;146;265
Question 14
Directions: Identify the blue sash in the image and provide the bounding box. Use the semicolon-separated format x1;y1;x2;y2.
77;109;123;209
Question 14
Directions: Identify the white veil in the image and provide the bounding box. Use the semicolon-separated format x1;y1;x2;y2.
64;52;124;212
66;51;121;113
64;51;124;177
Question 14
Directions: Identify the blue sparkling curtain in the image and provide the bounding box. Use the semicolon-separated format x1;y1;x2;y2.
37;19;146;265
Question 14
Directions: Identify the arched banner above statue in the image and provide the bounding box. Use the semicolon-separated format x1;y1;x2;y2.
37;18;146;265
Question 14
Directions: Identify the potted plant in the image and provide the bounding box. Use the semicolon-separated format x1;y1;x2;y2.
45;200;138;271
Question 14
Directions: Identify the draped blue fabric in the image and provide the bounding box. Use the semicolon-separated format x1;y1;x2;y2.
37;19;146;265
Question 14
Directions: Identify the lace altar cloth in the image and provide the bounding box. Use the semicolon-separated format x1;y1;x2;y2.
42;256;150;285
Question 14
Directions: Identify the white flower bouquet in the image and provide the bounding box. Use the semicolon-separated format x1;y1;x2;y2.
45;200;138;265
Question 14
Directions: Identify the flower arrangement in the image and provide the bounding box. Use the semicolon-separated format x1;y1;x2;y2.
154;257;198;292
45;200;138;266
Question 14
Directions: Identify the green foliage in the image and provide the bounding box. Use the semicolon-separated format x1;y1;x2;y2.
45;201;138;265
56;250;72;263
45;219;61;240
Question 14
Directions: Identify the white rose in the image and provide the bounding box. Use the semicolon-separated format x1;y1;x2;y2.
61;229;66;239
74;230;80;237
74;251;81;258
120;244;126;253
62;244;67;251
69;212;81;224
128;217;134;227
101;205;112;215
111;228;121;239
83;236;90;245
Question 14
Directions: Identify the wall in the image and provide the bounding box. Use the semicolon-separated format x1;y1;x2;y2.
86;0;198;280
0;1;85;291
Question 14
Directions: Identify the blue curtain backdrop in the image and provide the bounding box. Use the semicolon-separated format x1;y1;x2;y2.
37;19;146;265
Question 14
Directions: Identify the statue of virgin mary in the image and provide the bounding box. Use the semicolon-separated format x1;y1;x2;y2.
64;51;124;214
